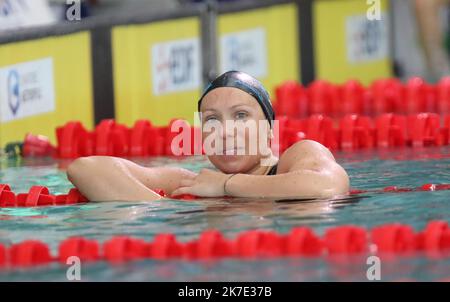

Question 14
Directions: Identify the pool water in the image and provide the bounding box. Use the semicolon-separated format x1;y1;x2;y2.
1;147;450;281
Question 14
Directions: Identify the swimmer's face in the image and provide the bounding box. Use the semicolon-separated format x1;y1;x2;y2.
200;87;272;174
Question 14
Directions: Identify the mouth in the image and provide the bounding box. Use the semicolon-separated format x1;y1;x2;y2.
222;148;245;156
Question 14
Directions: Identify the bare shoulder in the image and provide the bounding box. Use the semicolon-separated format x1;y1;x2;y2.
277;140;349;192
277;140;340;173
279;139;335;165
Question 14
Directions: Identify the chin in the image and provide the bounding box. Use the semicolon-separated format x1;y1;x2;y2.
208;155;258;174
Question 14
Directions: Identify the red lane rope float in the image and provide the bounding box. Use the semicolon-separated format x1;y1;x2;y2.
348;182;450;195
53;118;205;159
0;185;88;208
9;241;52;267
1;182;450;208
58;237;100;263
0;184;196;208
0;221;449;269
13;76;450;157
17;112;450;159
273;77;450;119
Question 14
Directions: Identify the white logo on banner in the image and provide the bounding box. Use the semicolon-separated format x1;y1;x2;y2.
220;27;268;78
0;0;57;30
0;58;55;123
346;13;389;63
152;38;201;95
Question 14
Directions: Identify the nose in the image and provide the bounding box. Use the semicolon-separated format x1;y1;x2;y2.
221;121;236;140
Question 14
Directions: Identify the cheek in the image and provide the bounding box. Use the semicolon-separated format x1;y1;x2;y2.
202;128;219;143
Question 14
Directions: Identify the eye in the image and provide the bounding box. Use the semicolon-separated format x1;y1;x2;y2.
204;115;218;123
235;111;248;120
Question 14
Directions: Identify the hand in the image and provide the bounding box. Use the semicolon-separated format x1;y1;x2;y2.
171;169;232;197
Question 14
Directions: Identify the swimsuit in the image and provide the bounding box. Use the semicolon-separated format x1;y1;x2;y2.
267;164;278;175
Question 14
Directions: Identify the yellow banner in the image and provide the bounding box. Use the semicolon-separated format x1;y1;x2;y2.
0;32;94;148
112;17;201;127
313;0;392;85
218;3;300;97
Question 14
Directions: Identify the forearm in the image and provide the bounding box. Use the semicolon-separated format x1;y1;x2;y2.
224;170;341;199
127;165;197;195
67;156;162;202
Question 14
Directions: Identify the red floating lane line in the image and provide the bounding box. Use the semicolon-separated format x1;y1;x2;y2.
13;77;450;157
324;226;367;254
285;227;322;256
436;184;450;191
9;240;52;267
0;244;6;267
0;184;11;192
66;188;88;204
349;189;369;195
256;231;286;258
129;120;152;157
26;186;50;207
0;184;89;208
58;237;100;263
235;230;265;258
371;224;416;254
103;236;150;263
0;185;16;207
22;133;55;157
154;189;166;197
170;194;199;200
422;221;450;252
420;184;436;191
55;194;68;205
0;221;450;271
1;181;450;208
151;234;183;260
16;194;28;207
196;230;234;259
14;113;450;159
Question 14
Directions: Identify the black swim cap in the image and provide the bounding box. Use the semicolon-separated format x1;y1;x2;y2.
198;71;275;127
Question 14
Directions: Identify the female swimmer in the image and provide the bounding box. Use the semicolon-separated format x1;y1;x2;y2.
67;71;349;201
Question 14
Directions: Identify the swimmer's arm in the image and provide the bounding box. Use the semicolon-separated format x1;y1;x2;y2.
224;168;346;199
67;156;196;201
226;140;349;199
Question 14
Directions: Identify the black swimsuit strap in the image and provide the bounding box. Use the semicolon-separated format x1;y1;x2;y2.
267;164;278;175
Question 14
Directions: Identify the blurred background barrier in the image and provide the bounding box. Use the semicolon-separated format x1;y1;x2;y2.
0;0;397;148
111;7;203;127
217;1;300;104
312;0;393;85
0;29;94;147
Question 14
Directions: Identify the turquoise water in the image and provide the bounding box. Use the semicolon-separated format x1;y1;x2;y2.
0;147;450;281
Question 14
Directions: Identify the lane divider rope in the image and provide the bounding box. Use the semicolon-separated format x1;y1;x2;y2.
0;221;449;269
11;112;450;159
1;182;450;208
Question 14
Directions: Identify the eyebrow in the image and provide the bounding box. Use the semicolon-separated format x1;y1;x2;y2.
202;104;252;112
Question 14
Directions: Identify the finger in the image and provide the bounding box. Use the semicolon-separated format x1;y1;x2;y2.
186;173;197;180
171;187;192;197
199;168;212;175
179;179;195;187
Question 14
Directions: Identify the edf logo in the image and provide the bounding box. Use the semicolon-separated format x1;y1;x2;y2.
7;69;20;116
